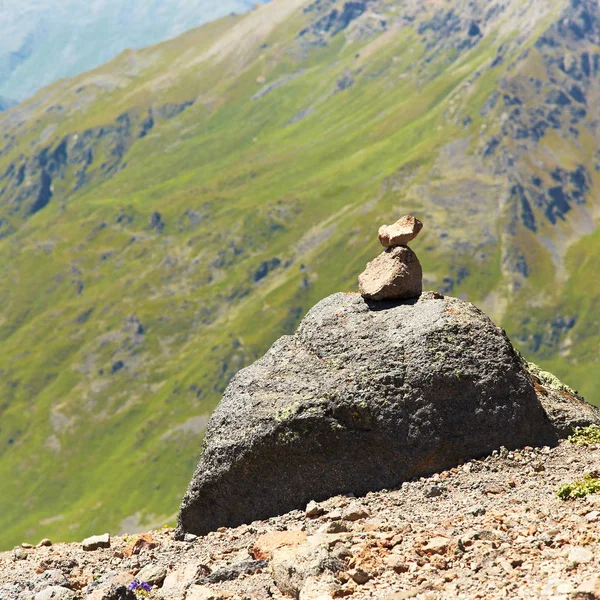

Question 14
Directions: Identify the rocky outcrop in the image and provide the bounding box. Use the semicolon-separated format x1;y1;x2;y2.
0;101;194;222
300;1;369;39
479;0;600;249
176;290;599;539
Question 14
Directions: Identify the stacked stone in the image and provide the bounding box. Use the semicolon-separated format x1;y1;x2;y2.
358;215;423;301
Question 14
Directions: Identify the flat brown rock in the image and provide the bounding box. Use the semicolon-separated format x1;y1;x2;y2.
251;530;307;560
378;215;423;247
358;246;422;301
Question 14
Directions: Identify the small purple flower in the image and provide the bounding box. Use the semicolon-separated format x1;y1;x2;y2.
128;579;152;595
128;579;140;591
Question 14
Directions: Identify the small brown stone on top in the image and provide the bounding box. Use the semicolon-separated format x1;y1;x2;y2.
358;245;423;301
378;215;423;247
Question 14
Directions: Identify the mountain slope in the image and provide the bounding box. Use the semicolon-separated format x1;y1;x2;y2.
0;0;270;101
0;0;598;550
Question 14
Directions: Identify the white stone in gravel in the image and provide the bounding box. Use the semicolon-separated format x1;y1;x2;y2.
82;533;110;551
342;504;369;521
576;576;600;597
34;586;77;600
136;563;167;586
185;585;223;600
585;510;599;522
299;574;336;600
12;547;29;560
567;546;593;564
306;501;325;518
161;563;201;598
33;569;69;592
555;582;574;594
326;509;342;521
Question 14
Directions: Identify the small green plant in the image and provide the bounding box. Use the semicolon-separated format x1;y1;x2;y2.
557;474;600;500
567;425;600;446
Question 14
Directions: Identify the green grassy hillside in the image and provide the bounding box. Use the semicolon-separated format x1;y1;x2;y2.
0;0;598;549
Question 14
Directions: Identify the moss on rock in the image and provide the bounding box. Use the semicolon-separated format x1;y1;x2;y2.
526;361;577;396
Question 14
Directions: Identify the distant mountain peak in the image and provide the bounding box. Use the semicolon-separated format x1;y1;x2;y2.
0;0;271;101
0;96;17;111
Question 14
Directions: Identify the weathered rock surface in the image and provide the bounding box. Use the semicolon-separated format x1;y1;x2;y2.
4;441;600;599
358;246;423;301
135;564;167;587
185;586;224;600
34;587;77;600
378;215;423;247
176;292;599;538
251;531;307;560
32;570;69;592
270;536;345;598
86;572;132;600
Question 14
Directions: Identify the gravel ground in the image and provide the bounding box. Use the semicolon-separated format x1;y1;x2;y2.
2;440;600;600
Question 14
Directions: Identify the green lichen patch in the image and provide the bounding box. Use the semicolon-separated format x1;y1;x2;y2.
527;362;577;396
557;474;600;500
567;425;600;447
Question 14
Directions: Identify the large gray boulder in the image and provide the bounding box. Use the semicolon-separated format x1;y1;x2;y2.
176;292;599;538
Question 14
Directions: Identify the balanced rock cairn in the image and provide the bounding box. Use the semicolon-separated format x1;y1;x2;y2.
358;215;423;301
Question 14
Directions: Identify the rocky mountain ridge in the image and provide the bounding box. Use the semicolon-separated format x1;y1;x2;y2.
2;439;600;599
